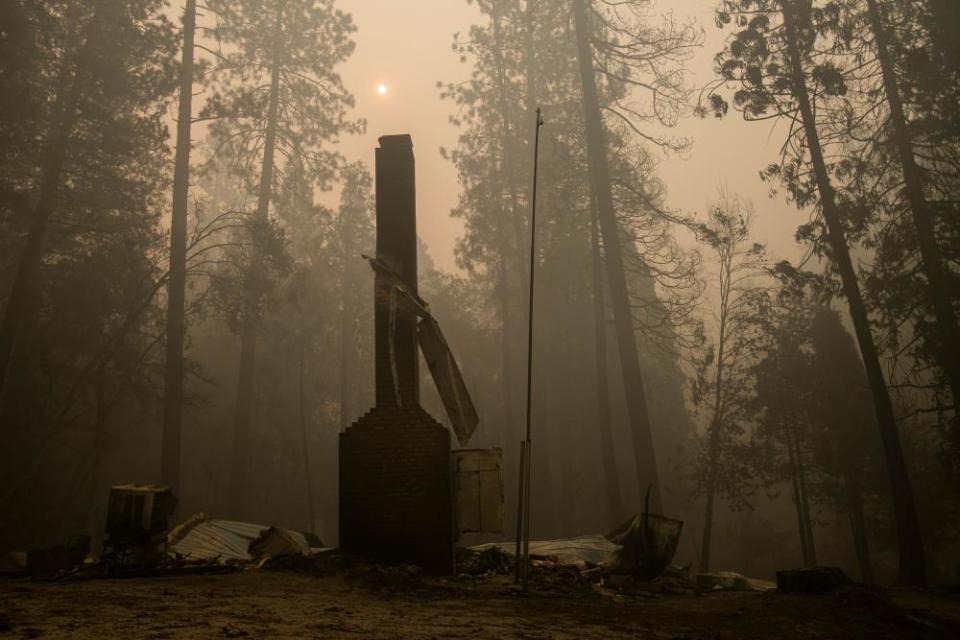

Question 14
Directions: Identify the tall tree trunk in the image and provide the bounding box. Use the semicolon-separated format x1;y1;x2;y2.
0;8;92;404
782;0;925;586
791;473;812;565
298;337;315;534
490;9;521;447
865;0;960;415
590;194;625;525
529;412;560;537
786;413;817;565
338;226;354;431
845;478;874;583
701;248;733;571
784;422;813;565
795;444;817;566
700;446;719;571
498;264;516;445
700;430;720;571
229;6;284;517
572;0;662;512
161;0;196;492
88;373;109;558
518;2;562;535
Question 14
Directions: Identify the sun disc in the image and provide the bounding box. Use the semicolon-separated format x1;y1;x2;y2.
377;83;388;96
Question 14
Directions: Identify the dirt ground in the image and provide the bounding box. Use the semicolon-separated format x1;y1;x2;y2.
2;567;959;640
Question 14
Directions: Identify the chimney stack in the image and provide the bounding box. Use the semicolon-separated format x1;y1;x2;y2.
374;134;419;407
339;134;455;574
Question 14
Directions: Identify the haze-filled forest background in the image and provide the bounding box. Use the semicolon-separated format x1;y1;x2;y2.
0;0;957;588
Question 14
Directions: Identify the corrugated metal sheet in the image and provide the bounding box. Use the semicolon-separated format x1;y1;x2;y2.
169;519;269;562
419;316;479;446
363;254;480;446
472;534;617;566
248;527;313;558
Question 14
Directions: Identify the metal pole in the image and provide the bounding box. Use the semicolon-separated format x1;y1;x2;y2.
520;107;544;591
513;439;526;583
521;438;532;586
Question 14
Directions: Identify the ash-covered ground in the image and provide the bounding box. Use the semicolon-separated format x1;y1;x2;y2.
2;552;958;639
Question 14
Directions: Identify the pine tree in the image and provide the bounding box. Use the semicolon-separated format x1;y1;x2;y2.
709;0;926;586
161;0;198;493
861;0;959;414
334;162;375;430
751;295;820;567
0;1;177;547
691;192;767;571
571;0;701;512
202;0;361;515
807;305;882;583
0;0;177;407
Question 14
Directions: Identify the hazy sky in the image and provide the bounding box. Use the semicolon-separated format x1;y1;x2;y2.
178;0;811;272
322;0;481;270
326;0;810;271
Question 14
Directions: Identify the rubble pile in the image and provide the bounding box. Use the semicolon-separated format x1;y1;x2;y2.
6;483;874;607
455;546;513;576
524;560;595;597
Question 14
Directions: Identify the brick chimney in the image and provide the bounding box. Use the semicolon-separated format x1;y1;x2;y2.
339;135;455;574
374;134;419;407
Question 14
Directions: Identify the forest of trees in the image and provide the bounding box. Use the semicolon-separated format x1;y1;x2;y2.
0;0;956;588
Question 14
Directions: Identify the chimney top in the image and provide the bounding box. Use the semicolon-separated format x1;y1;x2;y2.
378;134;413;149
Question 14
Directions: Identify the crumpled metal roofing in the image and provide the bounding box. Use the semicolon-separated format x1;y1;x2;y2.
169;519;269;562
471;534;617;566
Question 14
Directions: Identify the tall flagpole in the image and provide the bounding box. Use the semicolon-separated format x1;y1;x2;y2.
514;107;544;589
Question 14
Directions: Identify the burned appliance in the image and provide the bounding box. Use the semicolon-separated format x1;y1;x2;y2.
454;448;504;534
339;134;490;574
102;484;177;566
